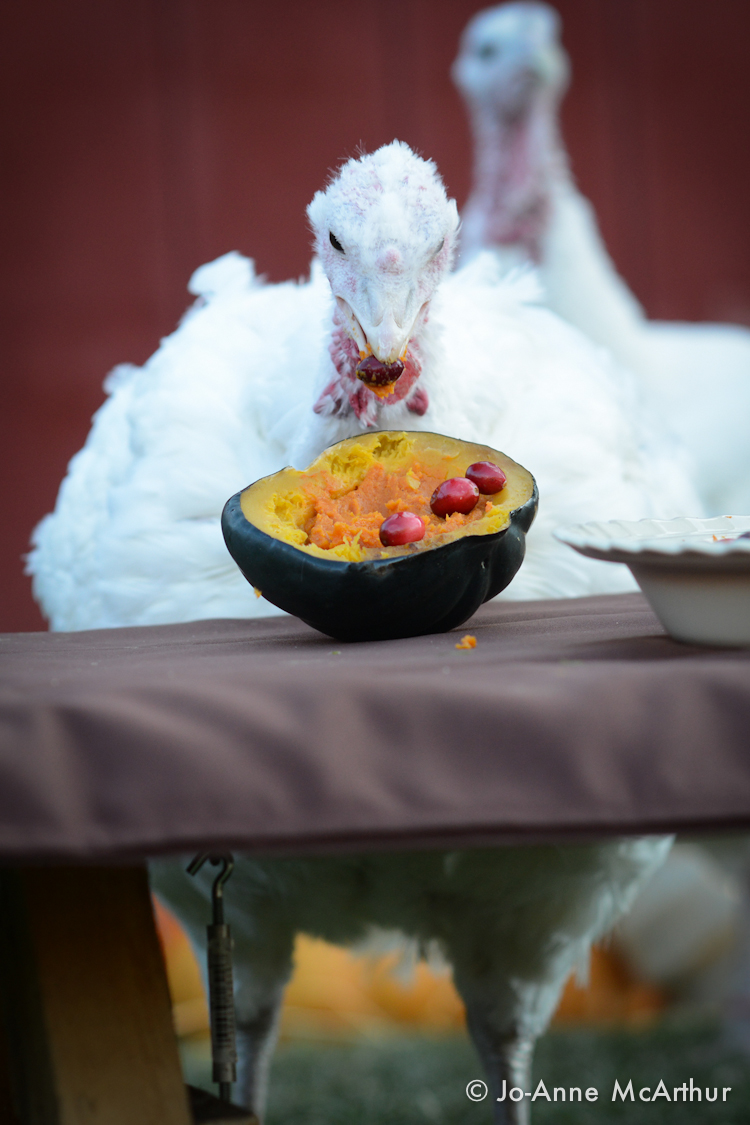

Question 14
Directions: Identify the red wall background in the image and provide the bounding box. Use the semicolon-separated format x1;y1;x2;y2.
2;0;749;632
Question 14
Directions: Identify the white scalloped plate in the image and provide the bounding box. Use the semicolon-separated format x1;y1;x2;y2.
554;516;750;646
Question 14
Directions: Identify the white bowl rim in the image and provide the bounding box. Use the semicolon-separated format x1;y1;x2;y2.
554;515;750;559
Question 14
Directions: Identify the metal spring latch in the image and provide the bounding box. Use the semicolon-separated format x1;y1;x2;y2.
188;853;237;1104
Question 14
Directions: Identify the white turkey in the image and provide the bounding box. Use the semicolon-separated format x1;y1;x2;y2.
30;142;680;1121
30;145;700;629
453;0;750;516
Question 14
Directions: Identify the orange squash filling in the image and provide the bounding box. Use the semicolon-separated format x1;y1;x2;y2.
298;460;497;551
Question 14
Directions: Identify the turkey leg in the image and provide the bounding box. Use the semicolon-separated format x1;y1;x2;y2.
231;928;294;1119
464;997;535;1125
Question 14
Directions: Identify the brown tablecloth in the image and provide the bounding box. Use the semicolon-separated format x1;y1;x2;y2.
1;594;749;861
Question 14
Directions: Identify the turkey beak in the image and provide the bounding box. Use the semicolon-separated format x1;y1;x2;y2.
336;294;428;396
504;43;569;109
356;302;428;397
337;298;414;365
365;308;410;366
362;292;429;361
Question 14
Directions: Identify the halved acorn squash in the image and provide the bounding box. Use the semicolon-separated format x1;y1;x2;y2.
222;431;538;642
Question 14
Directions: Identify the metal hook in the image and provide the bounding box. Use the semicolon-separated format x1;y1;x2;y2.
186;853;235;925
188;852;237;1103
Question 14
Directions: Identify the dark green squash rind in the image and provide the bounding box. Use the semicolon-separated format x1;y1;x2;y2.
221;466;538;643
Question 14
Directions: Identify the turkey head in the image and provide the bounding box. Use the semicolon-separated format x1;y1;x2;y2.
308;142;458;416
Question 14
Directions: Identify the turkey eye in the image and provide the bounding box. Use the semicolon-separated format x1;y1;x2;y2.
329;232;345;253
433;238;445;257
477;42;498;60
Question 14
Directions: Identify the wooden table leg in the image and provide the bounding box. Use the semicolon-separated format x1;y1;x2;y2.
0;865;192;1125
0;998;17;1124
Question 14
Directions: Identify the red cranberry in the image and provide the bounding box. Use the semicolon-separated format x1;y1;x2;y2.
379;511;426;546
430;478;480;518
465;461;507;494
356;355;405;389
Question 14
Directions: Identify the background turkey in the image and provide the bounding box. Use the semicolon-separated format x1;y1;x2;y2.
453;0;750;517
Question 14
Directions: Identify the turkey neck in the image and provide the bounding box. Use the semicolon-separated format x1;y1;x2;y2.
461;89;566;264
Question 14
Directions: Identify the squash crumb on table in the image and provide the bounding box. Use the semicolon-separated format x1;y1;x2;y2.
455;635;477;650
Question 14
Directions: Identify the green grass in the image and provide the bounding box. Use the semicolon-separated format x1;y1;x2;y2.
181;1020;750;1123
